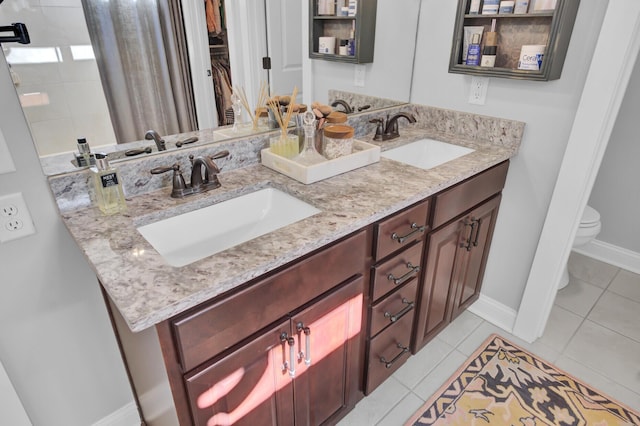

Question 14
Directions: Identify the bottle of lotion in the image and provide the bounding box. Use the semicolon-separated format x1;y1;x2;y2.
466;33;481;66
90;153;127;215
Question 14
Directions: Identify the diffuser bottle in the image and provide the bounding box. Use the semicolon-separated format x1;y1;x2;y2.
90;153;127;215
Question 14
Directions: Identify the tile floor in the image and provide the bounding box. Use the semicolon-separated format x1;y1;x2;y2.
338;252;640;425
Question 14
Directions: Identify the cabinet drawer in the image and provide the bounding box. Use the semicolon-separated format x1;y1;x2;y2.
172;230;366;372
365;308;413;394
432;160;508;229
370;278;418;338
372;241;423;302
374;200;430;261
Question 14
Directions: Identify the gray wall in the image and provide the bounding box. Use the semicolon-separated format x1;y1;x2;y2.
310;0;421;104
410;0;608;310
0;54;133;425
588;54;640;253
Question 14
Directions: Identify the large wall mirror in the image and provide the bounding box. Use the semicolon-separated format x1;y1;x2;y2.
0;0;418;176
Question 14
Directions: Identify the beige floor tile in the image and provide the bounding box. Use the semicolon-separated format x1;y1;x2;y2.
456;321;561;363
564;320;640;394
377;392;425;426
538;305;584;351
412;349;468;401
392;337;454;390
337;376;409;426
554;355;640;411
588;290;640;342
568;252;620;288
435;310;483;348
554;278;604;317
608;269;640;303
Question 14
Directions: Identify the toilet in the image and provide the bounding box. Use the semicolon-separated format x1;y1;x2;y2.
559;205;601;289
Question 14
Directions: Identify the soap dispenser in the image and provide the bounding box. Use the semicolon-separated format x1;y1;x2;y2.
90;153;127;215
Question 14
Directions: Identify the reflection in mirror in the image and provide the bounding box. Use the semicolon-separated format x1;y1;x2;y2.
0;0;414;176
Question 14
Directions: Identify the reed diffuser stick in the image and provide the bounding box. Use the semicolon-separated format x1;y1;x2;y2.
268;86;298;138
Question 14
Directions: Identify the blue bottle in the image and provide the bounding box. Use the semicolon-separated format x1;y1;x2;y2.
466;33;481;66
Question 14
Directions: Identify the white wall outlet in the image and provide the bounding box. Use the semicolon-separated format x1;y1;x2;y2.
0;192;36;243
354;64;366;87
468;76;489;105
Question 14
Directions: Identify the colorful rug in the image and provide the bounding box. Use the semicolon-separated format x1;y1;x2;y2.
406;334;640;426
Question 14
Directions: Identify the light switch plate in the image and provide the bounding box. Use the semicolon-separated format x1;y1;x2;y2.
0;128;16;175
0;192;36;243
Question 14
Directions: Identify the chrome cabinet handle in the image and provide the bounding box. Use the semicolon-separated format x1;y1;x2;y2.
387;262;420;286
280;332;296;378
391;222;426;244
383;298;415;323
296;322;312;366
379;343;410;369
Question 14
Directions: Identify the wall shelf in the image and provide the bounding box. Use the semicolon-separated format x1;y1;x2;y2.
449;0;580;81
309;0;377;64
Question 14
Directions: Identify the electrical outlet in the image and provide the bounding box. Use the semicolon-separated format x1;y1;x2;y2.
0;192;36;243
468;76;489;105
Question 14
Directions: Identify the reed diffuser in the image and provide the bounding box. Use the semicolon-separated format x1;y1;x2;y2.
235;81;269;131
267;87;299;158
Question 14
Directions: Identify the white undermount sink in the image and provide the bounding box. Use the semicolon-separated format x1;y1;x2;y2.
137;188;321;267
381;138;474;170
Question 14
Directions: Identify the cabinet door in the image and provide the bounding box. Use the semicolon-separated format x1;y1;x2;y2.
412;218;465;353
184;320;295;426
291;276;364;426
451;195;501;320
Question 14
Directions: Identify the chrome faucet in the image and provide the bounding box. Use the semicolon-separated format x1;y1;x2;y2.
331;99;354;114
370;112;417;141
144;130;167;151
150;150;230;198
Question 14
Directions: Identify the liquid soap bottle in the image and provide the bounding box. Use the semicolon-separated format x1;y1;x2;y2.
90;153;127;215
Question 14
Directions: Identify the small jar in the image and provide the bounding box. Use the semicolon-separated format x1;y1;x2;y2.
322;125;354;159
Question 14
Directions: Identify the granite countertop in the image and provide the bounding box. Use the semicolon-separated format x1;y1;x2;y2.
57;127;519;333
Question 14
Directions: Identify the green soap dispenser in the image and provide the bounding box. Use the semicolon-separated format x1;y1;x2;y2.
90;153;127;215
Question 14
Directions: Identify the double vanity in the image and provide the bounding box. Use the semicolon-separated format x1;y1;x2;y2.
48;100;523;425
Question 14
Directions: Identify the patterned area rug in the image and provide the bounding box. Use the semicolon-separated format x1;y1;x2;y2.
406;334;640;425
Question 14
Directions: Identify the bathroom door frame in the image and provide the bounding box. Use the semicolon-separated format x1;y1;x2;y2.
183;0;310;126
512;0;640;342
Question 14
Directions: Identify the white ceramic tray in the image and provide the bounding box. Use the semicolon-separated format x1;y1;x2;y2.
261;139;381;184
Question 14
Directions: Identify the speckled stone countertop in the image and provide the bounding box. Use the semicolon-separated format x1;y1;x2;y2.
52;106;524;333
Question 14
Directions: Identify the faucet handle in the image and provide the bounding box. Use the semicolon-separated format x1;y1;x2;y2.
150;163;187;196
369;118;385;141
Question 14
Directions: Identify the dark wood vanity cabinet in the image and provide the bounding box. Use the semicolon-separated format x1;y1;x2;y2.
109;161;511;423
412;161;508;353
184;276;364;426
365;200;430;394
159;231;368;426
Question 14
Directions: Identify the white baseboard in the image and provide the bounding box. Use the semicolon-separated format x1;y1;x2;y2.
91;402;139;426
468;293;518;333
573;239;640;275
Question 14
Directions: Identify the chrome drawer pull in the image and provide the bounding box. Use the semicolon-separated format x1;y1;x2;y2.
280;332;296;378
387;262;420;286
391;222;426;244
296;322;312;366
379;343;410;369
383;298;415;323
